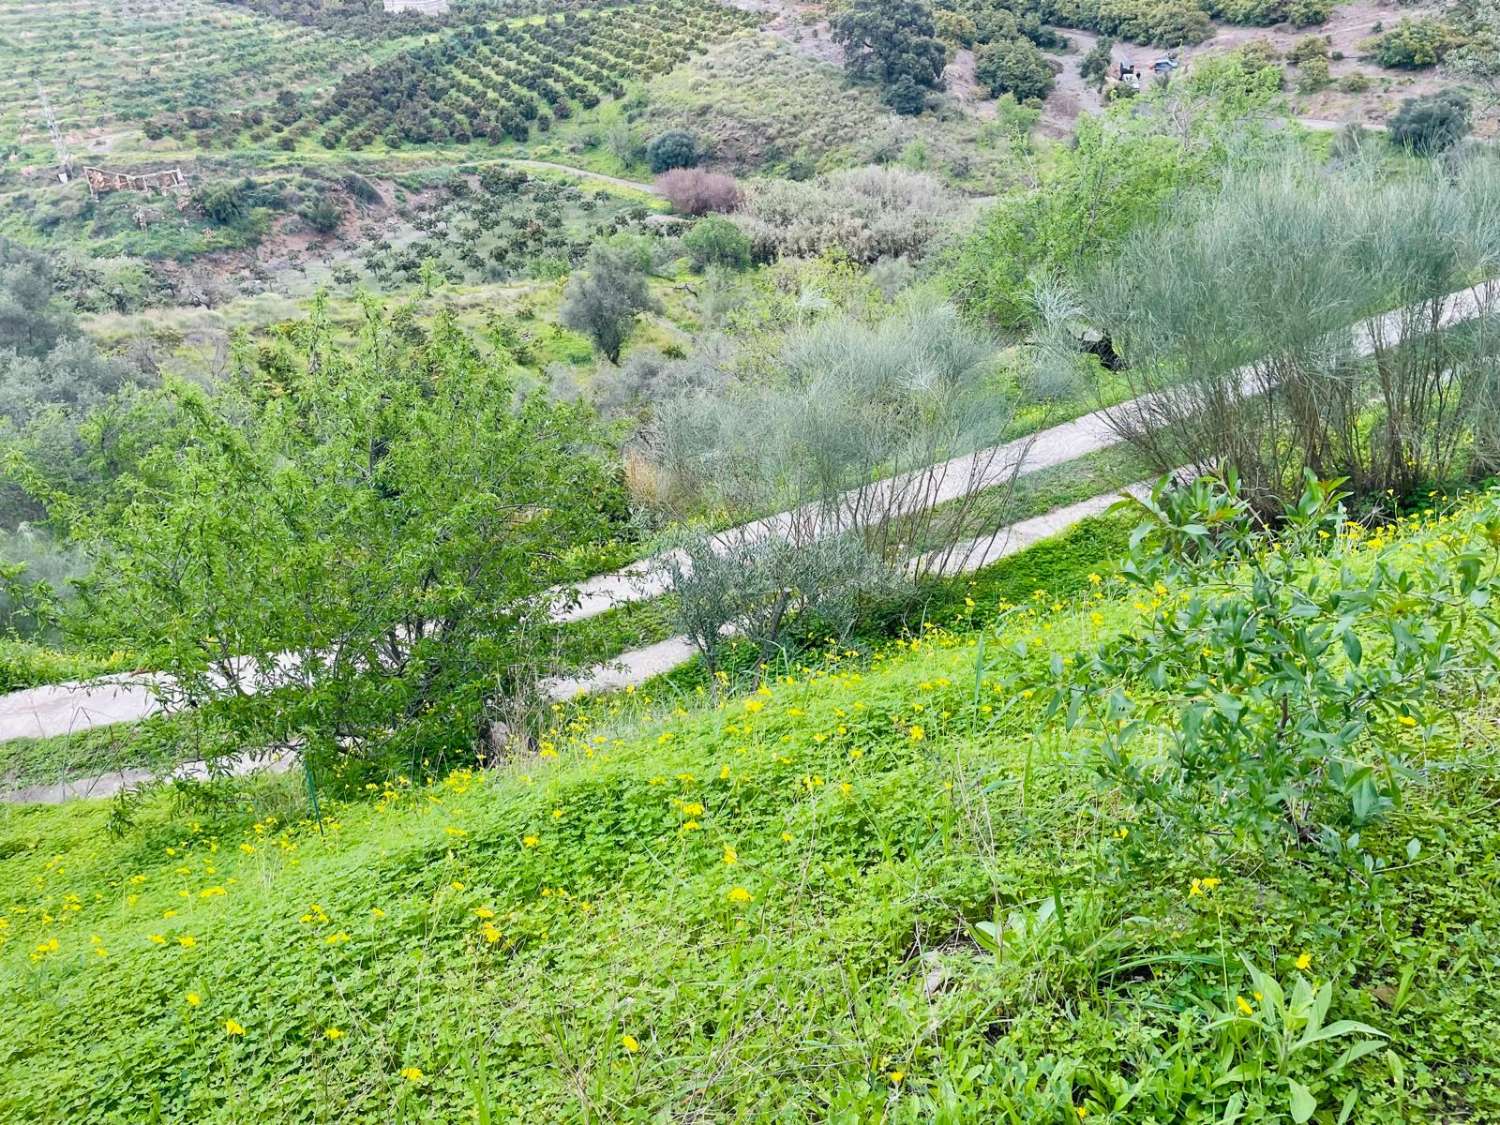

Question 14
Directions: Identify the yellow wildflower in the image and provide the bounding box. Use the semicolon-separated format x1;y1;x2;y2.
225;1019;246;1036
621;1034;640;1053
727;886;753;905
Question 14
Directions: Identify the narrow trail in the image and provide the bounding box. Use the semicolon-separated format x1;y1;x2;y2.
547;478;1157;701
1;279;1491;801
496;158;660;194
3;482;1151;806
0;399;1123;748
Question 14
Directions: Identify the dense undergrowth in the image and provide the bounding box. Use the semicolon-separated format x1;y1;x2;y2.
2;490;1498;1121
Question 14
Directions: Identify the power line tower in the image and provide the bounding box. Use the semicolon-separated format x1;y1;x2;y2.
36;82;74;185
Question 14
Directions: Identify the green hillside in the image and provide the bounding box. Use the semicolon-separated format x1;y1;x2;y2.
3;492;1498;1122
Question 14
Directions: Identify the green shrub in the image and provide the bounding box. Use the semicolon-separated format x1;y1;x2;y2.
1286;0;1331;25
1148;1;1214;46
299;194;341;234
1208;0;1286;28
972;5;1022;43
192;180;248;225
1097;0;1212;46
646;130;700;173
55;307;622;783
1369;17;1460;68
341;171;381;204
935;7;977;45
1287;34;1328;63
1079;35;1115;88
975;37;1056;99
561;241;661;362
1230;38;1285;84
1295;54;1330;91
0;638;127;694
1388;89;1472;153
882;73;929;115
1044;474;1500;862
1207;0;1329;26
683;216;751;271
1337;70;1370;92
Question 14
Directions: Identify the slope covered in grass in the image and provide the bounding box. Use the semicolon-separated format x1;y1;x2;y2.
1;502;1498;1122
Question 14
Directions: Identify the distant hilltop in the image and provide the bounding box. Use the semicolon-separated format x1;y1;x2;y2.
382;0;449;13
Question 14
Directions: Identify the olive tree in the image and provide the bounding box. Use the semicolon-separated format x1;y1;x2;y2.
561;240;661;364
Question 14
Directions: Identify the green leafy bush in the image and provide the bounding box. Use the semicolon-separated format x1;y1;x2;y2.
1079;35;1115;87
881;73;930;115
1286;0;1331;25
1369;17;1460;68
341;171;381;204
192;180;250;225
975;37;1057;100
298;194;341;234
646;130;700;173
682;216;751;271
1097;0;1212;46
560;240;661;363
1045;473;1500;865
0;638;127;694
1287;34;1329;63
1388;89;1472;153
1295;53;1330;91
1208;0;1287;28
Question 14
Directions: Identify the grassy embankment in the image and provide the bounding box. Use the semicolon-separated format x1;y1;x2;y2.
2;496;1497;1120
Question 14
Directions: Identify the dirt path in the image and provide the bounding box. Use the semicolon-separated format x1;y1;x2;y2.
501;158;660;195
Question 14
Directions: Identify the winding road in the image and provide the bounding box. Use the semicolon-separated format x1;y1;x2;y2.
1;277;1492;801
